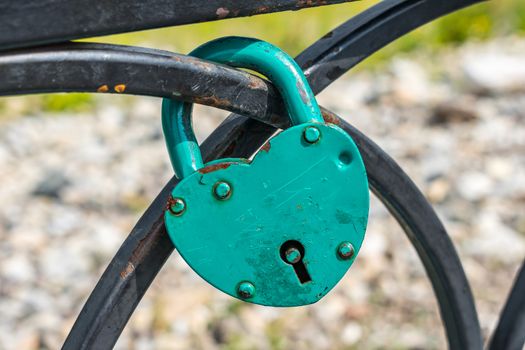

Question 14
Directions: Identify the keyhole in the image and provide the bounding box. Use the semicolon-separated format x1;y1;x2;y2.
280;240;312;284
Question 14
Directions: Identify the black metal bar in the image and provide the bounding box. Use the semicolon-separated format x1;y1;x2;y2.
488;260;525;350
62;183;176;349
0;43;286;125
296;0;486;94
0;0;356;51
311;110;483;350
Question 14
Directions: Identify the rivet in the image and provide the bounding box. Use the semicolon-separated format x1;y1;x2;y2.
214;181;232;200
337;242;355;260
303;126;321;143
284;247;302;264
237;281;255;299
169;198;186;216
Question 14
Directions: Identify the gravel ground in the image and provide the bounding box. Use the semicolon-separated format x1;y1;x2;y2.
0;37;524;349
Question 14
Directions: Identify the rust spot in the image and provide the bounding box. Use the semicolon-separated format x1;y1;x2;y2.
321;109;343;126
97;84;109;93
198;162;232;174
255;6;269;13
185;56;214;72
120;262;135;279
114;84;127;93
124;211;172;278
216;7;230;19
296;80;309;104
166;195;179;213
194;95;232;109
296;0;329;7
261;141;271;153
248;75;267;90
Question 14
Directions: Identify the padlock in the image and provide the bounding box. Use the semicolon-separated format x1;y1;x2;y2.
162;37;369;307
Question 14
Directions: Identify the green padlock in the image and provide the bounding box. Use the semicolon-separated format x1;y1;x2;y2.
162;37;369;307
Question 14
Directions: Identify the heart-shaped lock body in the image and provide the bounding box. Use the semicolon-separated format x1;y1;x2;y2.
162;37;369;306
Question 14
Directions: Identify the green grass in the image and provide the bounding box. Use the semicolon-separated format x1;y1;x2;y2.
25;0;525;113
41;93;94;113
82;1;378;56
84;0;523;55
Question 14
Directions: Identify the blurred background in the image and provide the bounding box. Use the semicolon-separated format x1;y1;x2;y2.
0;0;524;349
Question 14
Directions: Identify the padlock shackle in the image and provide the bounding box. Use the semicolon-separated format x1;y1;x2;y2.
162;36;324;178
161;100;202;179
190;37;324;125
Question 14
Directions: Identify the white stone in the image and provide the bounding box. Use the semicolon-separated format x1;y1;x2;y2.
1;254;35;283
341;322;363;345
463;52;525;93
456;171;494;201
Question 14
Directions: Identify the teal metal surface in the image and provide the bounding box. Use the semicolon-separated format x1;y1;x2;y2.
165;123;369;306
337;241;355;260
162;36;323;179
213;181;232;200
237;281;256;300
303;125;321;144
163;37;369;306
284;247;302;264
167;197;186;216
161;100;202;179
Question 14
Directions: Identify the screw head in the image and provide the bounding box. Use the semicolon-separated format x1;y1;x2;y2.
303;126;321;143
214;181;232;200
168;197;186;216
284;247;302;264
237;281;255;299
337;242;355;260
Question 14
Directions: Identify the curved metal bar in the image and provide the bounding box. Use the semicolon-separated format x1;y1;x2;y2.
323;111;482;350
0;43;286;125
488;260;525;350
0;0;356;51
62;179;177;350
297;0;486;94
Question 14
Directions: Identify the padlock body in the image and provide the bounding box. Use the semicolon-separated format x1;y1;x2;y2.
165;123;369;306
